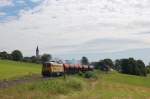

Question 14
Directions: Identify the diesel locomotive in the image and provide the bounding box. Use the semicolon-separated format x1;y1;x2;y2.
42;61;94;77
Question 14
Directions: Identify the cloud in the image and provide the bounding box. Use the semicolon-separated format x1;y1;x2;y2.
0;0;13;7
0;0;150;60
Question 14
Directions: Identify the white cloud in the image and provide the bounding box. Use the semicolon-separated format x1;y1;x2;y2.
0;0;13;7
0;0;150;57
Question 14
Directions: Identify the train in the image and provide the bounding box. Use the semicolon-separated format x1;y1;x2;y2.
42;61;94;77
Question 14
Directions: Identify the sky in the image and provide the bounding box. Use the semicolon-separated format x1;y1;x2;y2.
0;0;150;63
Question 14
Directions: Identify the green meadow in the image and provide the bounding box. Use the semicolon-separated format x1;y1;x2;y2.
0;60;41;80
1;60;150;99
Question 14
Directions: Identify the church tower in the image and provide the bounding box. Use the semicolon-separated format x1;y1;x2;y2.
36;46;39;58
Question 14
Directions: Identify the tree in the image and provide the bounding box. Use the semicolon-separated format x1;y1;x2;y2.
23;57;32;63
99;60;109;71
128;58;136;75
103;59;114;68
121;58;132;74
7;54;12;60
81;56;89;65
41;54;52;63
11;50;23;61
92;59;110;71
30;56;41;63
0;51;9;59
119;58;146;76
91;62;99;69
146;65;150;74
136;60;146;76
114;59;121;71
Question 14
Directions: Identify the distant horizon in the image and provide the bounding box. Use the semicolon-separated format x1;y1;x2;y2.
1;47;150;65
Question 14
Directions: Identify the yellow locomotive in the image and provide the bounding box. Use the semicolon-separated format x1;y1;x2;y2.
42;62;64;77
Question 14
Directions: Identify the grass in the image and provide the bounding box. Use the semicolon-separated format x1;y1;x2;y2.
1;60;150;98
60;72;150;99
0;60;41;80
103;72;150;87
0;76;86;99
2;71;150;99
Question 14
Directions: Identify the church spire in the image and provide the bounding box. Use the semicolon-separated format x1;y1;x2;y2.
36;46;39;58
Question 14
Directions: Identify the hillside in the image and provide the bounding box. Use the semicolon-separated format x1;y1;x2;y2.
1;69;150;99
0;60;41;80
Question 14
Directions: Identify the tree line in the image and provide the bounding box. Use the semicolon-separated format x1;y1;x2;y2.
0;50;52;63
91;57;148;76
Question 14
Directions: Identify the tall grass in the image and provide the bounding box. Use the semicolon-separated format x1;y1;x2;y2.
0;76;86;99
20;77;85;94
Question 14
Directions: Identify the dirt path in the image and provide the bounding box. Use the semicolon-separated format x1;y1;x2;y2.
0;74;50;89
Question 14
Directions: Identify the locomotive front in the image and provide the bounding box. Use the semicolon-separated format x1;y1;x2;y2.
42;62;64;77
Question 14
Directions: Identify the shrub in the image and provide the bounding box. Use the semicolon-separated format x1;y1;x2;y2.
84;71;97;79
78;71;84;77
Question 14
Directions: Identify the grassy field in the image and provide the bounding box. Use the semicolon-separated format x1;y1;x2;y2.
71;72;150;99
1;60;150;99
0;60;41;80
1;71;150;99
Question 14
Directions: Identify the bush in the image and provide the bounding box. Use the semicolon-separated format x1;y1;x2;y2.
78;71;84;76
84;71;97;79
78;71;97;79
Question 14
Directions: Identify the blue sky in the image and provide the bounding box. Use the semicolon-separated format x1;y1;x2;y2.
0;0;42;21
0;0;150;63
